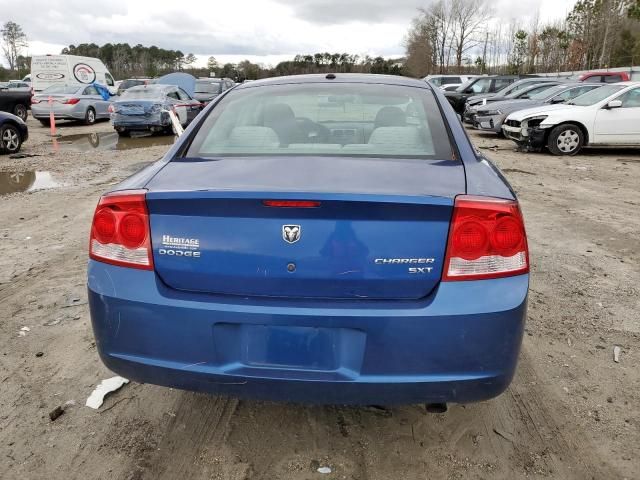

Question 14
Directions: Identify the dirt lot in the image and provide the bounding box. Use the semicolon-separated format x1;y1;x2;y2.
0;117;638;480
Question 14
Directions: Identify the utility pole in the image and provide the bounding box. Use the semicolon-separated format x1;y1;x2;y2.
481;30;488;74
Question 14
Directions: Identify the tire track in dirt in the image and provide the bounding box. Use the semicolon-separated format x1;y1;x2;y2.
126;347;617;480
137;393;245;480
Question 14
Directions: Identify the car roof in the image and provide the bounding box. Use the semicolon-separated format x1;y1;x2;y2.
234;73;431;90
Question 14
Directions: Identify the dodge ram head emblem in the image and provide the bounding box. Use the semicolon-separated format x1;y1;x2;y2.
282;225;301;244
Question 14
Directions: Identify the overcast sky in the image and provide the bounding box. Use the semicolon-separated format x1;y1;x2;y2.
3;0;576;68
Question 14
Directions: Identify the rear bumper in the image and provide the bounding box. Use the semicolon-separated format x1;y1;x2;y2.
111;112;170;130
31;103;84;120
88;261;528;405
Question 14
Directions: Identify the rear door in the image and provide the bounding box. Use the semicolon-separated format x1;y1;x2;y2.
167;88;188;125
83;85;108;117
177;87;201;124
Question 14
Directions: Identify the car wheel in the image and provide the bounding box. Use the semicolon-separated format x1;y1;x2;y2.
13;104;28;121
85;107;96;125
0;124;22;154
547;124;584;156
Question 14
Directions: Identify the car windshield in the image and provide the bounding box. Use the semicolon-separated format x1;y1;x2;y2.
529;85;566;100
569;85;627;106
508;84;556;99
121;87;165;99
455;78;475;92
195;81;222;94
42;85;80;94
186;83;454;160
467;78;492;93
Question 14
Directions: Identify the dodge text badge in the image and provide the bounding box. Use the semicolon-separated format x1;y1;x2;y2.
282;225;301;244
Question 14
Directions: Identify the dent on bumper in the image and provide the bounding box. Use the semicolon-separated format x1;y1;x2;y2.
88;261;528;404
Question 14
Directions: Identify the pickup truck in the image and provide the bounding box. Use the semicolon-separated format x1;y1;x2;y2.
0;89;31;121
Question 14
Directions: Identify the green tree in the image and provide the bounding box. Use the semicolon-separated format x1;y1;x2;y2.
1;21;28;71
207;56;218;71
509;30;529;74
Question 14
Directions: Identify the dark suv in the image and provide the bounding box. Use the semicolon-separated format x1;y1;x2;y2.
445;76;532;113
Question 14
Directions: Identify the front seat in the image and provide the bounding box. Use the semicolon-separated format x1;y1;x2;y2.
374;106;407;128
263;103;300;146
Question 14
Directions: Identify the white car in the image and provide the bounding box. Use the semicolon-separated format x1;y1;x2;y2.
502;82;640;155
423;75;480;91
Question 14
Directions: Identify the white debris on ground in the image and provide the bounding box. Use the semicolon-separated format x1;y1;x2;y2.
613;346;621;363
18;326;30;337
85;376;129;409
317;466;332;474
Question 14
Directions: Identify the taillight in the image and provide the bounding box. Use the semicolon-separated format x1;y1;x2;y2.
107;104;114;113
443;195;528;281
31;96;40;104
89;190;153;270
64;98;80;105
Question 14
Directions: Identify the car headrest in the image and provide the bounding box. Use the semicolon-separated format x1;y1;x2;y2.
374;106;407;128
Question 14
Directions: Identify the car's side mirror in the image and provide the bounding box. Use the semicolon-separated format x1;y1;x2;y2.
550;98;565;104
605;100;622;109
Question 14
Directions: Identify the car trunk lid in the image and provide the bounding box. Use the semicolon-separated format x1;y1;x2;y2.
145;156;465;299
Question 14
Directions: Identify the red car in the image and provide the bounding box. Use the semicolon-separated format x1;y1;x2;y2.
578;71;630;83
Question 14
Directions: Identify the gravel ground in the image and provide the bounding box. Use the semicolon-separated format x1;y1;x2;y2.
0;117;638;480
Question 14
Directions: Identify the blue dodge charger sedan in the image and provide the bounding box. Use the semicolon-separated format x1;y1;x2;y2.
88;74;529;407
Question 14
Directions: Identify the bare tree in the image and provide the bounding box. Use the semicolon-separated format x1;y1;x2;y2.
1;21;28;71
450;0;492;71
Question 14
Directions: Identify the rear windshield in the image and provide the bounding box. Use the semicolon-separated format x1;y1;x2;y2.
186;83;454;160
195;80;222;94
121;80;146;88
42;85;79;94
121;87;164;99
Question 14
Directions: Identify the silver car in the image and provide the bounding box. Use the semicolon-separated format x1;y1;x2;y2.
31;85;112;126
475;83;602;134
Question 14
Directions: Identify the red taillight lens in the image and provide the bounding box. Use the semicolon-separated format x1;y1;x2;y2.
443;195;528;281
64;98;80;105
89;190;153;270
108;104;114;113
31;96;40;104
263;200;321;208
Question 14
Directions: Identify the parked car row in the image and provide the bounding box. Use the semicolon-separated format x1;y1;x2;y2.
502;82;640;155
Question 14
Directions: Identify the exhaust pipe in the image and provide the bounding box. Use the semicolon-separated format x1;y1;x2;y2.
425;403;448;414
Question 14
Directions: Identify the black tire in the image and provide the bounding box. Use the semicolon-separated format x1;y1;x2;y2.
116;129;130;138
547;123;584;156
13;103;28;121
84;107;96;125
0;124;22;154
39;119;51;127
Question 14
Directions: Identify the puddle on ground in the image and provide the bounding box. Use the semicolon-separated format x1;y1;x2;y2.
0;171;61;196
57;132;176;152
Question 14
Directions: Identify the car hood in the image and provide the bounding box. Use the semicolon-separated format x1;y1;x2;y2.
477;99;543;114
505;103;581;121
152;73;196;97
